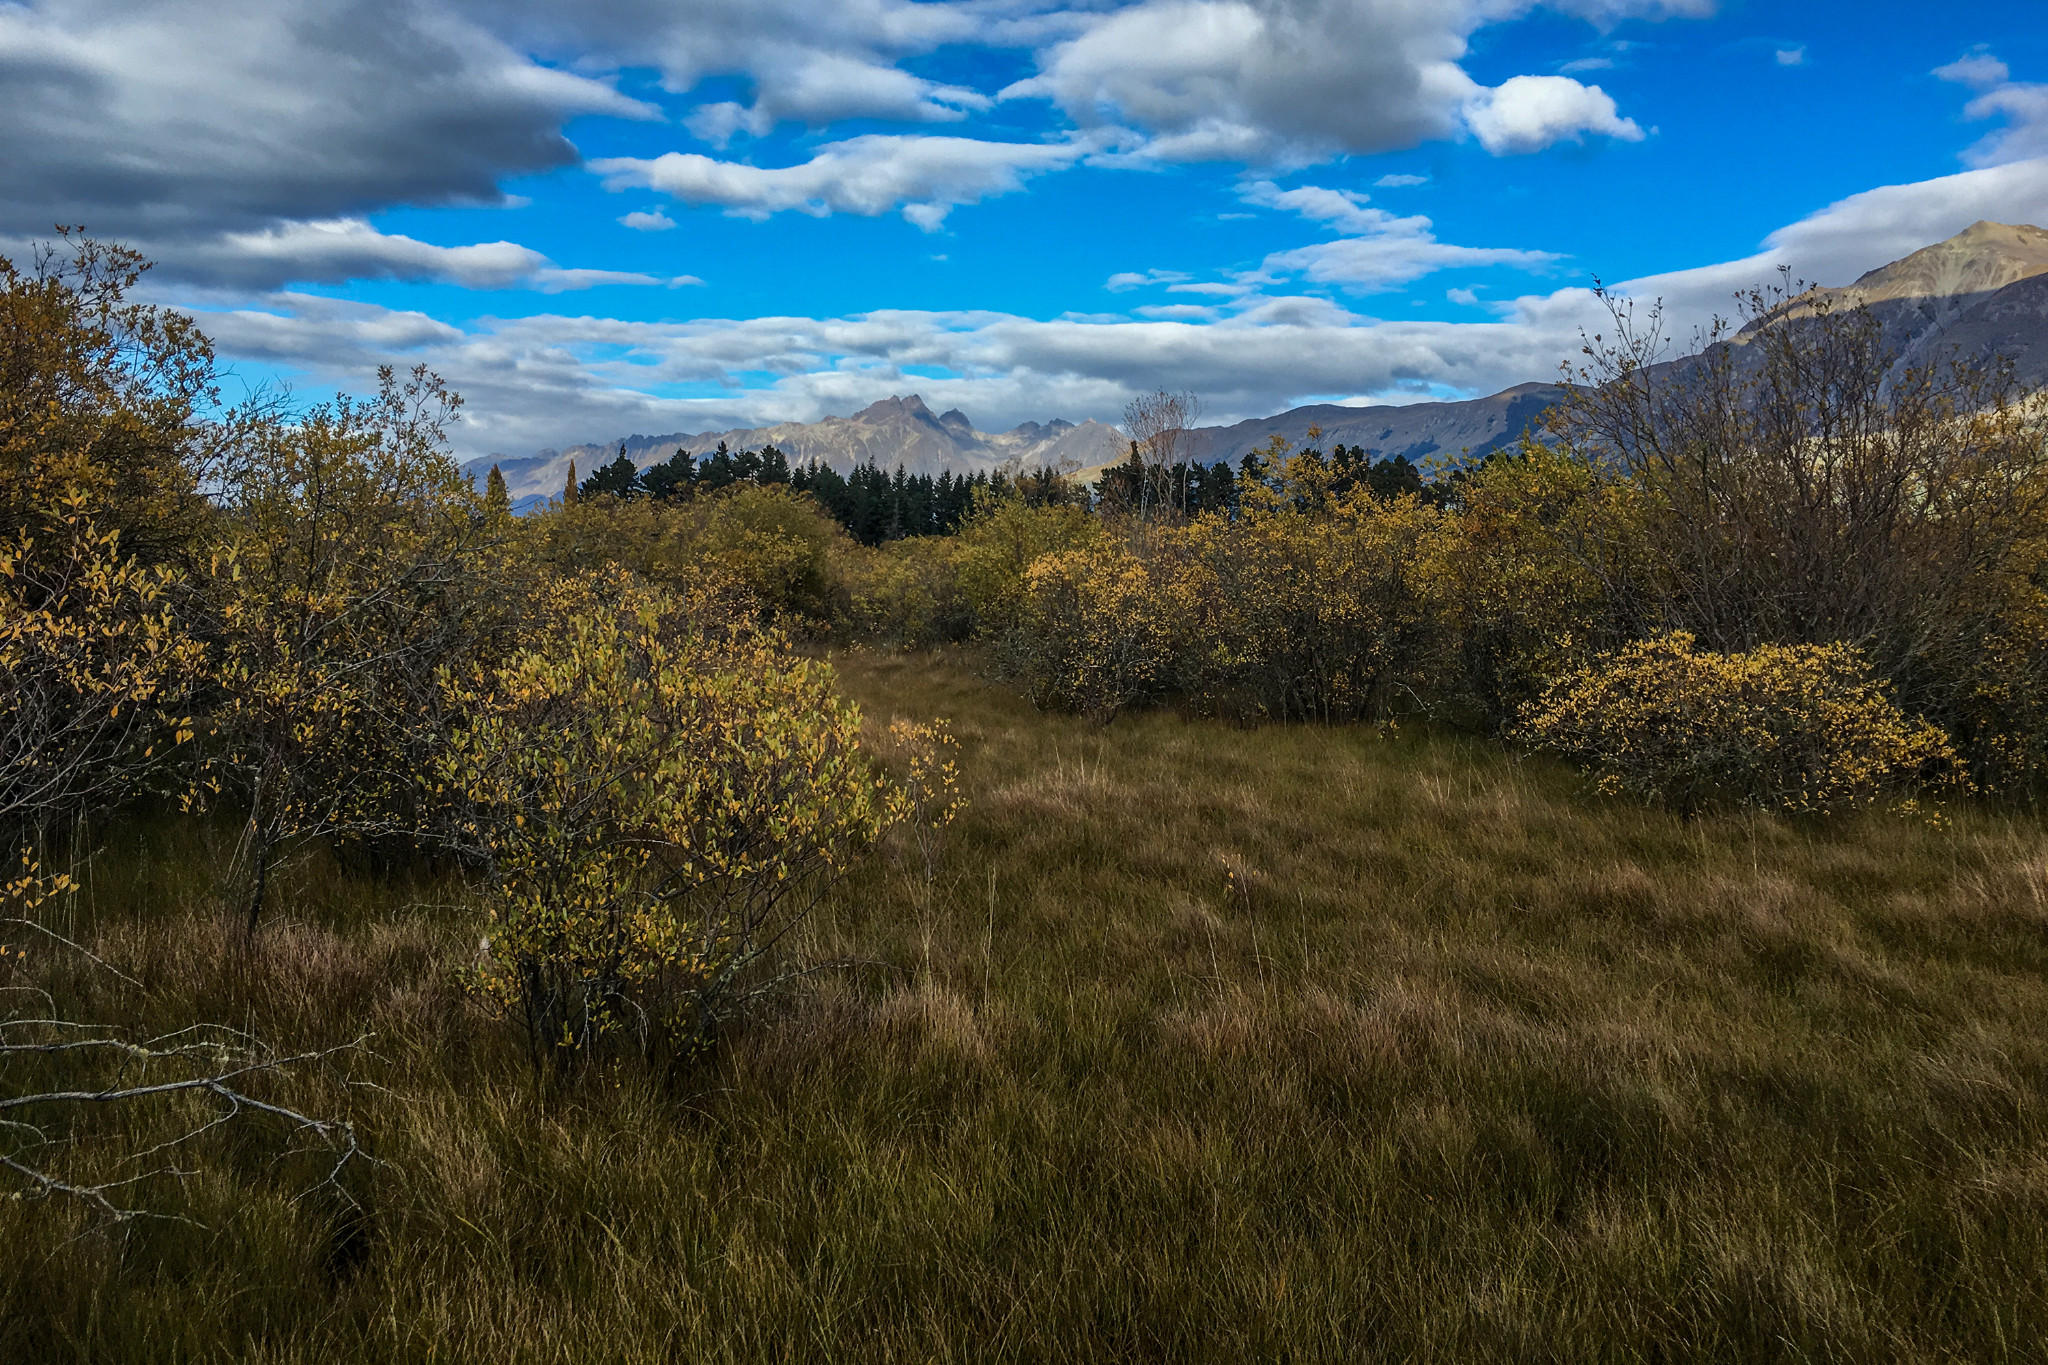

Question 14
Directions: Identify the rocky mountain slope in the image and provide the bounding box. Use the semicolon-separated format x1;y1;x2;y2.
470;221;2048;502
1738;220;2048;385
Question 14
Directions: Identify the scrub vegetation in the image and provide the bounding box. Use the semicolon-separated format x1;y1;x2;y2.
7;236;2048;1361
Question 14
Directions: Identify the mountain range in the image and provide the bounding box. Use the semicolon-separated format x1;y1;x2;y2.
476;397;1124;507
469;220;2048;503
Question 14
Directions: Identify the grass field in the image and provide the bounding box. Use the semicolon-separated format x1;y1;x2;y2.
6;648;2048;1362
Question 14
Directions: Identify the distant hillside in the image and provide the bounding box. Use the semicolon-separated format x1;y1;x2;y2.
1176;383;1564;469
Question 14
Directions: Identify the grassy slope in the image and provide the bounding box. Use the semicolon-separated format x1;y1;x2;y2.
5;649;2047;1362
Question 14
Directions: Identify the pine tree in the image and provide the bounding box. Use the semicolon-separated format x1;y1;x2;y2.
563;460;578;507
484;464;510;514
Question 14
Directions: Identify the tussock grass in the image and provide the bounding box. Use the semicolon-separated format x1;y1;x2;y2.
6;648;2048;1361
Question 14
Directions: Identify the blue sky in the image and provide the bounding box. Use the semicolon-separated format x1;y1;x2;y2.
4;1;2046;457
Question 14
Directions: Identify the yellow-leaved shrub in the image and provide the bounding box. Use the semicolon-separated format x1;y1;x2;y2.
442;567;904;1069
1;489;202;836
1007;540;1194;719
1522;632;1966;815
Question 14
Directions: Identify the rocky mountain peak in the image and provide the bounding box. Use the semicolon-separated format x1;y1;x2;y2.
1843;220;2048;304
851;394;934;422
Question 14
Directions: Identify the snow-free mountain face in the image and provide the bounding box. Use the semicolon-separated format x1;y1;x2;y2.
471;221;2048;504
1739;221;2048;387
474;395;1123;503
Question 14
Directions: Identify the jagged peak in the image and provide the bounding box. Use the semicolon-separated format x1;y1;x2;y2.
851;394;932;421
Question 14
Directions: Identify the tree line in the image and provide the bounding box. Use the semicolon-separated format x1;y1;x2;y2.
545;430;1434;546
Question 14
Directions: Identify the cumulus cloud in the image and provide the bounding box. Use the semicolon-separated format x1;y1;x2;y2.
1579;153;2048;336
1010;0;1682;163
590;134;1100;229
1934;52;2011;91
1239;181;1559;291
0;0;678;290
619;209;678;232
197;293;1583;461
172;218;677;292
1462;75;1643;155
0;1;652;243
0;0;1707;287
1937;52;2048;167
1107;269;1193;291
500;0;990;134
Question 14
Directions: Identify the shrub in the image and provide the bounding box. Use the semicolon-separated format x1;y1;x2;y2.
198;367;494;928
442;568;902;1071
1000;479;1453;725
0;489;202;840
841;536;973;649
1006;542;1192;720
950;497;1101;637
1522;632;1966;815
1187;486;1454;723
539;484;846;630
1554;285;2048;764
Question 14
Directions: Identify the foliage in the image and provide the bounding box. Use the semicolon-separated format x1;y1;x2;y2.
1187;475;1454;722
1008;539;1191;719
443;568;903;1070
1004;468;1454;724
0;234;215;563
1429;442;1617;727
0;490;202;839
537;482;847;629
197;366;496;927
878;718;965;886
584;436;1064;546
1523;631;1966;815
841;534;974;649
1554;283;2048;763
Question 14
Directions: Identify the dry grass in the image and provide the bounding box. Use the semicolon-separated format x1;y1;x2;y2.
5;646;2047;1361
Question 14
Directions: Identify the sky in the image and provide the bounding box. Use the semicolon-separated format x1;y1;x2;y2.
3;0;2047;459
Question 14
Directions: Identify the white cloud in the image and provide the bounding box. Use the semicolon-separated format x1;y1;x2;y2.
619;209;678;231
0;1;653;250
0;0;1710;293
1107;269;1192;291
1775;47;1805;67
1242;180;1560;290
1375;173;1429;188
591;134;1099;229
174;218;673;292
1937;53;2048;167
1579;154;2048;340
1462;75;1644;155
196;293;1585;461
1935;52;2011;91
522;0;992;134
1012;0;1685;164
1446;286;1479;305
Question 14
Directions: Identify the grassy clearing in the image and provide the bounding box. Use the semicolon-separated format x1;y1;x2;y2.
6;648;2048;1362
